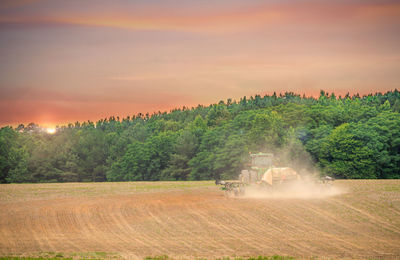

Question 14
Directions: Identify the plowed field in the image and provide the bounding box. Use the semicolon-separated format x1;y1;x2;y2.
1;180;400;259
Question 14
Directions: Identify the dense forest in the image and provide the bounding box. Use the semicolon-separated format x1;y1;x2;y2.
1;90;400;183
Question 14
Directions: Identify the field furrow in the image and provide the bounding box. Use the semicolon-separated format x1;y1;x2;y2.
1;180;400;259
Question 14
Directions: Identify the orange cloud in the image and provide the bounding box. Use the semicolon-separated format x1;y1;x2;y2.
1;1;399;127
1;2;399;32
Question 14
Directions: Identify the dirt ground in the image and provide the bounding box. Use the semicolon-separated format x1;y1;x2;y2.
0;180;400;259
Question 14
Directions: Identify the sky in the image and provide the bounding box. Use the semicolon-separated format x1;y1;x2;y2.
0;0;399;127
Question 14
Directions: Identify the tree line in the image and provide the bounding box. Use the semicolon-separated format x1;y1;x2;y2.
1;90;399;183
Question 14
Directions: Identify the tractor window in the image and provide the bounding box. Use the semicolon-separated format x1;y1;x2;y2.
252;156;271;167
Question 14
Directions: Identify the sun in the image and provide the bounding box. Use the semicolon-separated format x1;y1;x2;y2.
46;128;56;134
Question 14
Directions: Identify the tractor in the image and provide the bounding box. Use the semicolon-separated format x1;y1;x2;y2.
216;152;329;197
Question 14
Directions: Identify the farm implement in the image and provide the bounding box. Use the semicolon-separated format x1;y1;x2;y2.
216;152;333;197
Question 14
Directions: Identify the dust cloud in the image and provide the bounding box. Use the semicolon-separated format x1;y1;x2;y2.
240;181;344;199
238;135;347;199
241;137;345;199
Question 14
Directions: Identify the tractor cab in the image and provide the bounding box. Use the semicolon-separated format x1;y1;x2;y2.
250;152;273;170
239;153;274;184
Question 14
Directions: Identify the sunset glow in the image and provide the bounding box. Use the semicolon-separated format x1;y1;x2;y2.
0;0;399;126
46;127;56;134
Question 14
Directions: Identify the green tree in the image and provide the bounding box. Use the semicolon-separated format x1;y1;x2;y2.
161;130;198;180
0;127;18;182
320;123;377;179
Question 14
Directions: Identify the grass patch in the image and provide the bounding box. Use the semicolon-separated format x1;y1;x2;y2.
383;185;400;192
0;256;72;260
144;256;170;260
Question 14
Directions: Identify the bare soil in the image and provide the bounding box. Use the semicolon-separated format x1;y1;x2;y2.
0;180;400;259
